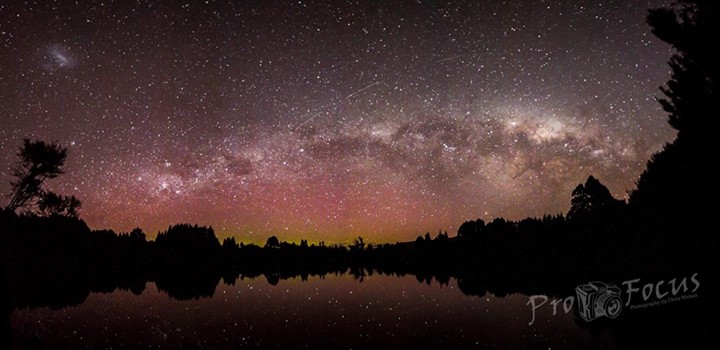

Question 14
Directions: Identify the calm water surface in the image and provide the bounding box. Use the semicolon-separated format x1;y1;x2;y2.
11;274;611;349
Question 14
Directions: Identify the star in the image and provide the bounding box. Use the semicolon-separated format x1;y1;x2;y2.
0;1;675;244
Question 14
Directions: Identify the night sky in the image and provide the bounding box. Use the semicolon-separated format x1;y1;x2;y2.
0;0;674;243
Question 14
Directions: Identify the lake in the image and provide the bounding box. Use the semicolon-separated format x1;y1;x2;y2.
10;274;614;349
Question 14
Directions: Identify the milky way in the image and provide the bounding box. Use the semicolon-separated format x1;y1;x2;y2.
0;1;675;243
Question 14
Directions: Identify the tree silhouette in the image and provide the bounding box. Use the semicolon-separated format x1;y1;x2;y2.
631;1;718;221
265;236;280;248
37;191;81;217
457;219;484;238
351;236;365;252
647;0;718;143
567;176;622;221
6;139;68;213
128;227;146;241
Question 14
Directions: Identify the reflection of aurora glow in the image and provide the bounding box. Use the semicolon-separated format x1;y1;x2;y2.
0;1;674;243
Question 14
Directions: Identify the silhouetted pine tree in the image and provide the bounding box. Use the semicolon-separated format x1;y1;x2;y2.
630;0;717;267
632;1;717;219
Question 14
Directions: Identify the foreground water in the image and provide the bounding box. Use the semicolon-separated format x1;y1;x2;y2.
11;274;617;349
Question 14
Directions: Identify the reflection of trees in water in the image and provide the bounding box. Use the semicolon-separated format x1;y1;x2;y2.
4;256;706;344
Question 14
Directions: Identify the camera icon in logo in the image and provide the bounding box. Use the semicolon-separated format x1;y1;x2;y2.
575;281;623;322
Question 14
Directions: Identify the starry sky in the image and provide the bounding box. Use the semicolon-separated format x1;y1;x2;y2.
0;0;675;243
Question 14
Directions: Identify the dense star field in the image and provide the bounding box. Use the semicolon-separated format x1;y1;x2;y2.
0;1;674;243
